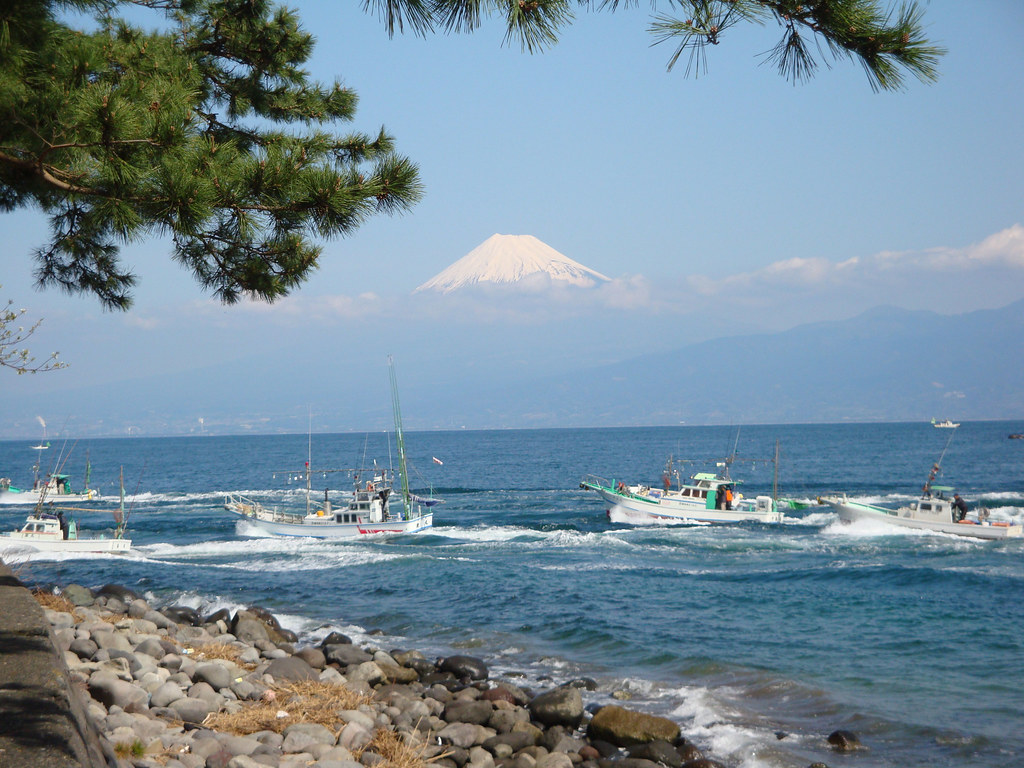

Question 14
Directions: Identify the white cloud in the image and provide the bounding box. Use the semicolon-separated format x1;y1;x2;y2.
686;224;1024;295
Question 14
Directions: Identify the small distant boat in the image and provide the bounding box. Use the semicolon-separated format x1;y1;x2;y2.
0;468;133;553
225;357;437;537
819;432;1021;540
931;418;960;429
1009;434;1023;440
580;441;785;525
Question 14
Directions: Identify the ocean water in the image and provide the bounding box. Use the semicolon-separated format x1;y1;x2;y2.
2;422;1023;768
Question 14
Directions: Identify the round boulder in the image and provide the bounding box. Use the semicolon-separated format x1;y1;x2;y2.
438;655;488;681
60;584;94;606
587;705;680;747
265;655;318;683
528;686;583;729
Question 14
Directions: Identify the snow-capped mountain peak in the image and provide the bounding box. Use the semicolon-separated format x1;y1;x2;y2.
414;234;610;294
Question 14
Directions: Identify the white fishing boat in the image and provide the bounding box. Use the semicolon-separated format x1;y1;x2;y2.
1;440;99;505
225;357;437;538
819;432;1021;540
0;468;133;553
0;472;99;505
580;444;785;525
0;511;131;553
932;418;960;429
819;490;1021;539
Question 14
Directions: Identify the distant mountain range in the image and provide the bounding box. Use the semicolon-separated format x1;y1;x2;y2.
3;300;1021;437
415;234;609;293
400;299;1024;429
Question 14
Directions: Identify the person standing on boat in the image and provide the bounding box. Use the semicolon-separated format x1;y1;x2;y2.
725;486;734;510
952;494;968;522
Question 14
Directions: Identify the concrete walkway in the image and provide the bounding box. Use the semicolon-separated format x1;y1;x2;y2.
0;560;112;767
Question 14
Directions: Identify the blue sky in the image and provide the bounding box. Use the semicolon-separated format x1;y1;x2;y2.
2;2;1023;436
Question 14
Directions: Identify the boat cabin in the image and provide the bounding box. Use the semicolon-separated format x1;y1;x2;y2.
906;485;955;521
15;513;77;540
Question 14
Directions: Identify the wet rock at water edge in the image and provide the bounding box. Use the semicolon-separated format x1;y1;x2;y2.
439;654;489;681
827;730;861;752
587;705;681;746
97;583;142;603
628;739;684;768
161;605;202;626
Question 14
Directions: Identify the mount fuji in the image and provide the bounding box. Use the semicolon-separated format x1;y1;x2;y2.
415;234;610;293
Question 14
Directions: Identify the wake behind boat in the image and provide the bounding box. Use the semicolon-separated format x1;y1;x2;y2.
224;357;437;538
581;444;785;525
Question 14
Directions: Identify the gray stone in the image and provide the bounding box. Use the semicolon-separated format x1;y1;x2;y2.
92;629;133;652
445;699;495;726
232;611;271;644
225;757;267;768
627;740;682;768
151;681;185;708
136;638;167;659
283;722;336;746
535;755;573;768
324;644;372;667
438;655;488;681
193;662;233;690
101;596;128;614
283;645;323;670
483;731;537;753
218;734;263;756
62;583;95;605
338;721;373;752
265;655;317;683
88;671;149;713
168;696;214;724
145;609;179;630
438;723;486;749
337;709;376;732
347;661;385;686
281;730;321;754
529;687;583;729
70;636;99;659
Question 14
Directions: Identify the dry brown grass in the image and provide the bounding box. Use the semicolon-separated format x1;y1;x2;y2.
364;727;446;768
204;679;372;736
183;640;256;669
32;588;78;616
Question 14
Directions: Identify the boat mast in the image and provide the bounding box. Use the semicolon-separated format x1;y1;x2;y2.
306;409;312;516
388;356;412;520
923;428;957;496
115;466;125;538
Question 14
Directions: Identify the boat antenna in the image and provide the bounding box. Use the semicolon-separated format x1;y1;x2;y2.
923;427;957;496
115;462;145;538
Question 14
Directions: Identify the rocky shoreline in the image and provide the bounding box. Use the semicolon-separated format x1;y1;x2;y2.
37;582;857;768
